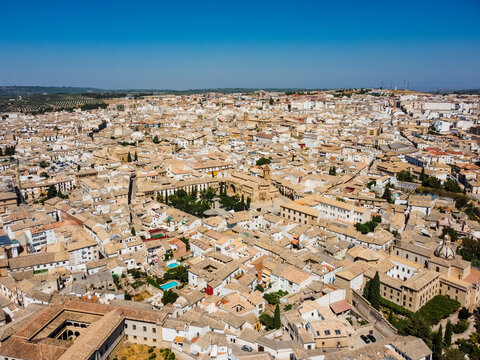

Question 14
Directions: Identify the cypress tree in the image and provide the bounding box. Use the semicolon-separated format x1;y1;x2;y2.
444;320;452;347
433;325;443;360
363;280;371;300
127;152;132;162
134;152;138;161
383;186;392;203
369;272;381;310
273;304;281;329
420;167;426;183
388;309;394;324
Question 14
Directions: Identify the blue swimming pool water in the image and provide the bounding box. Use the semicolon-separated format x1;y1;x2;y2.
161;281;179;290
167;262;180;269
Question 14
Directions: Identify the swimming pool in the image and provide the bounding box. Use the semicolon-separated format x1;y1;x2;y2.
167;262;180;269
160;280;179;290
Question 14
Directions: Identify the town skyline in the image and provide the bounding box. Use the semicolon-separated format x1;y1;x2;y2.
2;0;480;90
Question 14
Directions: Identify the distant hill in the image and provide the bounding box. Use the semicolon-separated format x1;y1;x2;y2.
0;86;106;96
434;89;480;95
0;86;328;96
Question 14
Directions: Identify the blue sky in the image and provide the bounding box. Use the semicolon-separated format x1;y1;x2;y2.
1;0;479;90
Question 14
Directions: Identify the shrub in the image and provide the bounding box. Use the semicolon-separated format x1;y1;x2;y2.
263;290;288;305
256;157;271;166
417;295;460;325
453;320;469;334
255;284;264;293
380;297;413;317
458;307;471;320
162;290;179;304
259;312;274;330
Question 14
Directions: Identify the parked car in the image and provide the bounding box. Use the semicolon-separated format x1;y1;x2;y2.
367;334;376;342
242;345;253;352
360;335;371;344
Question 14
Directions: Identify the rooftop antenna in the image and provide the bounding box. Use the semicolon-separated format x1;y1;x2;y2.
381;81;384;90
404;79;406;90
390;80;393;90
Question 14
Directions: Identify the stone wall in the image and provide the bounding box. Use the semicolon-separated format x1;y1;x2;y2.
351;290;397;338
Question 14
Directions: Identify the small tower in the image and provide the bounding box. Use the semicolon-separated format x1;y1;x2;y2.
263;165;271;181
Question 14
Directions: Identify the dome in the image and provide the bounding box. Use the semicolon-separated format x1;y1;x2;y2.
434;235;456;259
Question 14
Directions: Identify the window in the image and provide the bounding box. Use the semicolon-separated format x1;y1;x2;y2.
133;325;136;330
335;330;341;335
153;328;156;333
324;330;330;335
143;326;147;332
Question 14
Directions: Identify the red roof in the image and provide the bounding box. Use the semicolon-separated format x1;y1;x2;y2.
330;300;351;315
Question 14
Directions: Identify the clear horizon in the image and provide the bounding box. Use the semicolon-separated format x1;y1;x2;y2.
2;0;480;91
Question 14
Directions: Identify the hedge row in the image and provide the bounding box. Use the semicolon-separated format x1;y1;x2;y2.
417;295;460;325
380;297;413;317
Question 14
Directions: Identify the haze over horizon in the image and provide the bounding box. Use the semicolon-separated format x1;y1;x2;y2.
2;0;480;91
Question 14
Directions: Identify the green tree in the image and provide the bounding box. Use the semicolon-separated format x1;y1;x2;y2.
442;348;465;360
255;284;264;292
444;320;452;347
162;290;179;305
455;194;468;209
383;186;392;203
273;304;281;329
397;170;413;182
134;152;138;161
444;179;461;193
458;307;471;320
420;167;427;183
433;325;443;360
246;197;251;209
423;177;442;189
152;135;160;144
442;227;458;242
40;171;49;179
131;227;136;236
77;164;81;171
259;312;274;330
127;152;132;162
329;166;337;176
403;313;432;347
363;279;371;300
369;272;381;310
179;237;190;251
47;185;57;199
269;98;274;106
256;157;271;166
388;309;394;324
39;160;49;168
